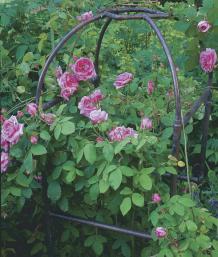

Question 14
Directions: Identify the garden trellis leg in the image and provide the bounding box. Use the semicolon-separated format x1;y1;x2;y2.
35;7;213;256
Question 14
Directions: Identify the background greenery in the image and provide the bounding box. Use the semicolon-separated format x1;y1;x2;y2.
1;0;218;256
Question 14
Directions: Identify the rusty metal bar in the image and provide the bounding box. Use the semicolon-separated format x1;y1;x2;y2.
50;212;152;240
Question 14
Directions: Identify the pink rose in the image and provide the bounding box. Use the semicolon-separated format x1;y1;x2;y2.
200;48;217;73
55;66;63;79
147;80;154;95
89;109;108;124
30;135;38;144
77;11;93;22
90;89;104;103
140;117;152;130
152;193;161;203
40;113;56;125
108;126;138;142
17;111;24;118
113;72;133;89
70;57;96;81
26;103;38;117
197;20;211;33
78;96;97;117
2;116;23;145
1;152;9;173
1;133;10;152
155;227;167;238
96;137;104;143
57;72;79;101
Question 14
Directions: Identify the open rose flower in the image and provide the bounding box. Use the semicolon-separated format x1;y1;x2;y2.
40;113;56;125
113;72;133;89
77;11;93;22
90;89;104;103
89;109;108;124
155;227;167;238
1;152;9;173
78;96;97;117
1;133;10;152
2;116;23;145
30;135;38;144
147;80;154;95
197;20;211;33
57;72;79;101
108;126;138;142
140;117;152;130
70;57;96;81
152;193;161;203
200;48;217;73
26;103;38;117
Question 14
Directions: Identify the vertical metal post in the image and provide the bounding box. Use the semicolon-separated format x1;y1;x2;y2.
199;72;213;178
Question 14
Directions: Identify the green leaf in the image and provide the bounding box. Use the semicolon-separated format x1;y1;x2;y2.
150;211;159;226
40;130;51;141
139;173;152;190
54;124;62;140
99;179;109;194
58;198;69;212
132;193;144;207
16;173;32;187
61;121;75;135
10;187;22;197
23;152;33;172
31;144;47;155
47;181;61;201
103;143;114;162
114;138;130;154
109;168;122;190
120;197;132;216
64;170;76;184
120;166;134;177
179;197;196;207
84;144;96;164
172;203;185;216
120;187;132;195
62;161;75;171
186;220;197;232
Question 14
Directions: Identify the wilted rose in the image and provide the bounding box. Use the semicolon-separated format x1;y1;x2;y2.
77;11;93;22
26;103;38;117
200;48;217;73
2;116;23;145
40;113;56;125
113;72;133;89
70;57;96;81
89;109;108;124
197;20;211;33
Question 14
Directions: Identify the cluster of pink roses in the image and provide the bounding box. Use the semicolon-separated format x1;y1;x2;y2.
197;21;217;73
108;126;138;142
1;116;24;173
78;89;108;124
56;57;97;101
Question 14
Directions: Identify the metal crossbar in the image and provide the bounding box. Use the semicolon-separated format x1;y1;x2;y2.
35;7;213;256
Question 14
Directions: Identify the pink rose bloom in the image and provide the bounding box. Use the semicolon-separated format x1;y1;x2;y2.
30;135;38;144
1;133;10;152
57;72;79;101
152;193;161;203
155;227;167;238
78;96;97;117
17;111;24;118
147;80;154;95
89;109;108;124
113;72;133;89
90;89;104;103
70;57;96;81
26;103;38;117
77;11;93;22
2;116;23;145
108;126;138;142
1;152;9;173
140;117;152;130
40;113;56;125
200;48;217;73
96;137;104;143
197;20;211;33
55;66;63;79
